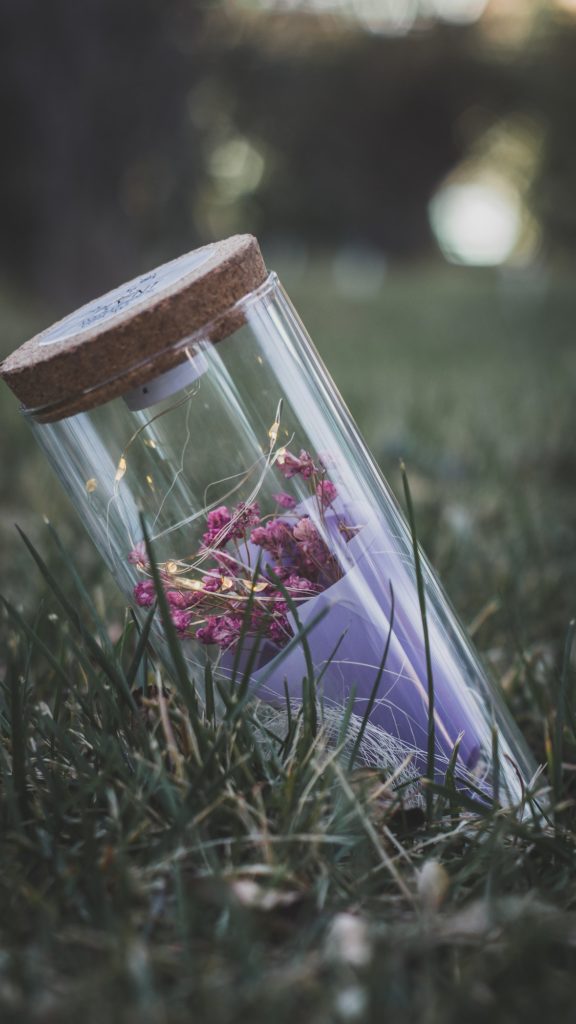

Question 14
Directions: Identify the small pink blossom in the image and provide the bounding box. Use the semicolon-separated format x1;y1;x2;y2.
213;550;238;573
171;609;192;635
202;505;232;547
277;449;318;480
167;589;202;610
284;573;321;594
196;614;243;648
273;492;297;510
316;480;338;508
268;615;291;645
293;516;332;577
207;506;232;531
298;450;318;479
293;516;322;554
196;616;219;645
275;451;301;479
202;571;222;593
134;580;155;607
231;501;261;538
128;541;148;567
248;607;265;632
252;520;295;562
213;614;244;647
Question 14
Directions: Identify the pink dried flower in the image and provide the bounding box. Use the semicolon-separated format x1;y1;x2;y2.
213;550;238;573
128;541;148;567
202;571;222;593
231;501;261;538
251;526;267;547
167;589;202;610
268;614;291;645
252;519;295;562
248;607;265;631
293;517;323;556
134;580;155;607
202;505;232;547
208;506;232;531
275;451;301;479
196;614;244;648
171;609;192;635
284;573;321;594
277;449;318;480
128;445;344;656
213;614;244;647
316;480;338;508
293;516;333;578
268;565;290;582
196;616;220;645
273;492;297;510
271;593;288;615
298;450;318;479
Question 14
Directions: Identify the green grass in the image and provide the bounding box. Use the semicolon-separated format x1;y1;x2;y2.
1;261;576;1022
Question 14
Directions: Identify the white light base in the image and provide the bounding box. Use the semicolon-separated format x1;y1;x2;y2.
123;351;208;411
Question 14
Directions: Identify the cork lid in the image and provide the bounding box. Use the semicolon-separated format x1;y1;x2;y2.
0;234;267;422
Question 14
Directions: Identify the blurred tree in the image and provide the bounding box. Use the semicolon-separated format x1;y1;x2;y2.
1;0;576;306
526;20;576;254
0;0;208;304
218;20;503;256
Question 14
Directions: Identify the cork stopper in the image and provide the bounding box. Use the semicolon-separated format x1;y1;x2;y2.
0;235;267;422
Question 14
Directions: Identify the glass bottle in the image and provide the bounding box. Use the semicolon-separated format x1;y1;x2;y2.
0;235;536;805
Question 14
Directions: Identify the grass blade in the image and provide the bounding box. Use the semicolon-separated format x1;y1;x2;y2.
126;602;157;689
348;582;395;771
15;525;137;711
401;462;435;821
553;617;576;806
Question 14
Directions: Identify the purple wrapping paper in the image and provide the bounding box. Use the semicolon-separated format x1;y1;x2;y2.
221;494;492;795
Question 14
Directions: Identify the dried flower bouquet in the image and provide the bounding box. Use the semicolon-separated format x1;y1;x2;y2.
130;445;492;796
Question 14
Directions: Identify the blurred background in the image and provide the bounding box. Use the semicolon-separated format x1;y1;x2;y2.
1;0;575;694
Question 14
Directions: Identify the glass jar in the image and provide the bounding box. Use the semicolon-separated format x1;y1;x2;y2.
0;235;536;805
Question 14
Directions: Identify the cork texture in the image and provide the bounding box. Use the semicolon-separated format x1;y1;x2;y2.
0;235;267;422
